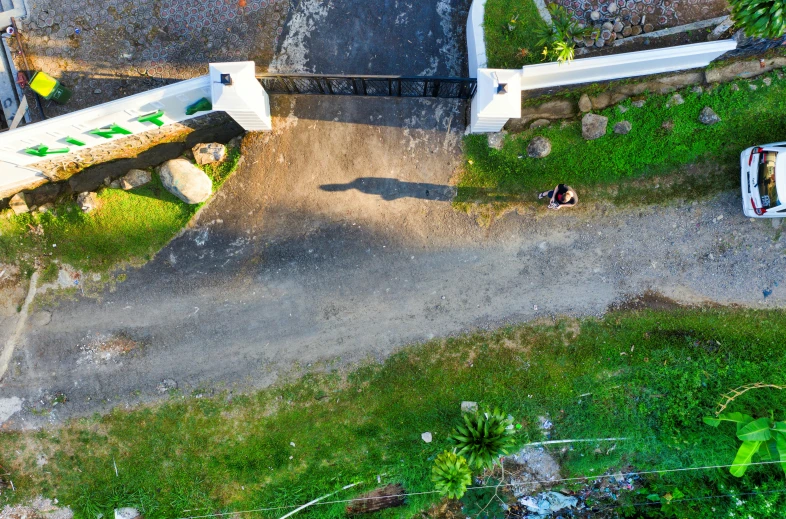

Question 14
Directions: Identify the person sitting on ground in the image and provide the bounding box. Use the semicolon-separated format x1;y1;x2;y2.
538;184;578;210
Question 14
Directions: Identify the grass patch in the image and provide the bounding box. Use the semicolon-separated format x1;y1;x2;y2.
457;72;786;210
484;0;546;68
0;147;241;273
1;307;786;518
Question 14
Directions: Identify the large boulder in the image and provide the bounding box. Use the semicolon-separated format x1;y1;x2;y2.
527;136;552;158
9;193;29;215
698;106;721;125
159;159;213;204
192;142;227;166
581;113;608;140
120;169;152;190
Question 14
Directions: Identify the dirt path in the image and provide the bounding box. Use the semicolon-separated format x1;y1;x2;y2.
1;93;784;428
1;0;785;427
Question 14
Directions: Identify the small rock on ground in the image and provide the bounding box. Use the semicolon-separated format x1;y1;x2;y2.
527;136;552;158
631;99;646;108
613;121;632;134
666;93;684;107
76;192;99;213
581;113;608;140
9;193;29;214
159;159;213;204
698;106;721;125
763;77;772;86
192;142;227;166
120;169;152;190
114;508;141;519
749;83;757;91
157;379;178;393
487;131;507;150
618;105;629;113
461;401;478;413
530;118;551;129
421;432;432;443
578;93;592;113
691;85;703;94
731;83;740;91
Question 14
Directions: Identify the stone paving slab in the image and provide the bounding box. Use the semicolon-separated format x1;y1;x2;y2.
14;0;289;117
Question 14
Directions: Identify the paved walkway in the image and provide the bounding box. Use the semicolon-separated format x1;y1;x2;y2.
15;0;288;115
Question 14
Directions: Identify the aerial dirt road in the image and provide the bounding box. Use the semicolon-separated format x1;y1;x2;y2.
1;93;784;428
1;0;785;427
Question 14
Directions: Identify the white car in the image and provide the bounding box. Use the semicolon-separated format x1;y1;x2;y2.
741;142;786;218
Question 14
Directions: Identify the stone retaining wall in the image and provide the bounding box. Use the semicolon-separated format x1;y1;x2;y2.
1;112;242;209
507;55;786;131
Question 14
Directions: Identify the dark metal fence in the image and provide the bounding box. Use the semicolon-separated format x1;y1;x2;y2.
718;31;786;59
257;74;477;99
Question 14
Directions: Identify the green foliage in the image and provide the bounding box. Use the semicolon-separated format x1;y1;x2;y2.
705;411;786;477
457;71;786;208
534;4;589;63
2;308;786;518
459;479;506;519
646;487;686;518
483;0;546;68
449;409;517;470
432;451;472;499
730;0;786;38
0;147;241;272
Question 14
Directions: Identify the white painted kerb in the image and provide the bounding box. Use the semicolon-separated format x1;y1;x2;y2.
0;76;213;169
519;39;738;91
466;0;488;77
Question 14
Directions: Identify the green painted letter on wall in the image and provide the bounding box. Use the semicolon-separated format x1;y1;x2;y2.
89;123;133;139
138;110;166;127
65;136;86;146
25;144;70;157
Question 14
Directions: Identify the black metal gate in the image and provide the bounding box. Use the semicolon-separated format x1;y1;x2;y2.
257;74;477;99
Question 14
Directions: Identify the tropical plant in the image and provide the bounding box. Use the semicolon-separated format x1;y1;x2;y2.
534;4;590;63
460;478;506;519
449;408;517;470
704;411;786;477
729;0;786;39
432;451;473;499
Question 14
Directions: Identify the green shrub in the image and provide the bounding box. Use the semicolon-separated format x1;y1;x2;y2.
730;0;786;39
432;451;472;499
449;409;517;470
534;4;589;63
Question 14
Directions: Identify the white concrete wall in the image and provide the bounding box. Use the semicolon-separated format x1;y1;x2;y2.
466;0;487;78
519;40;737;91
0;76;214;169
0;62;273;199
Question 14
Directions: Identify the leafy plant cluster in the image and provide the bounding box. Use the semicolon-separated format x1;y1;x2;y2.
730;0;786;39
431;409;518;503
534;4;589;63
704;411;786;477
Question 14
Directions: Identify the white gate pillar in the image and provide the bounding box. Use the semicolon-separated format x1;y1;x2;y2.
209;62;272;132
470;68;522;134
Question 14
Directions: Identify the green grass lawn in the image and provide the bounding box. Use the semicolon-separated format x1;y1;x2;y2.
484;0;546;68
457;71;786;210
0;148;240;273
1;306;785;519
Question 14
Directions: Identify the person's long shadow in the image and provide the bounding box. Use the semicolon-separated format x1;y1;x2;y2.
321;177;526;203
320;178;457;201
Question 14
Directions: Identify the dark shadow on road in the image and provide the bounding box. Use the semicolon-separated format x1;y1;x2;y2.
320;178;456;201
